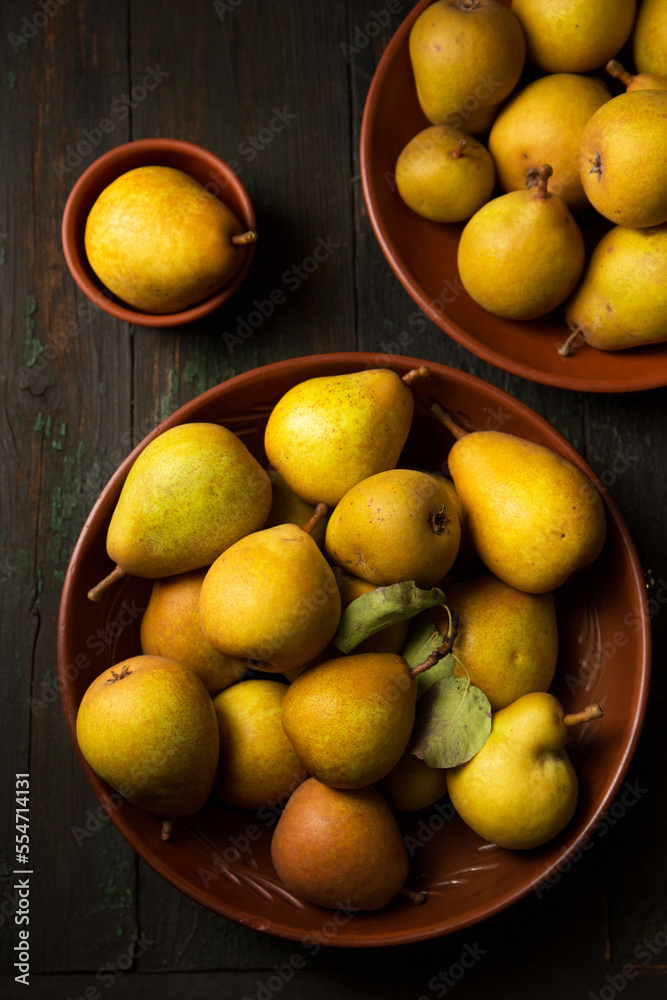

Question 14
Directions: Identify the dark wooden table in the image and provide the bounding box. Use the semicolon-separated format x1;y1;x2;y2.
2;1;666;997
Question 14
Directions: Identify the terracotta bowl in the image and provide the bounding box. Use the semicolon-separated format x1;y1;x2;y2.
61;138;256;328
57;353;650;945
360;0;667;392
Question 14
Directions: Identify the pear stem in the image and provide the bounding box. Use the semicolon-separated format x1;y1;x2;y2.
398;886;426;904
606;59;633;87
564;704;603;727
430;402;468;440
558;328;586;357
401;365;430;386
451;139;466;160
87;563;126;602
302;502;328;536
534;164;553;200
231;231;258;246
409;612;460;677
161;818;174;841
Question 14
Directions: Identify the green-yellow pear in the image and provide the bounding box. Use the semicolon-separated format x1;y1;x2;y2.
379;749;449;812
580;91;667;228
409;0;526;134
265;469;327;547
89;422;272;601
264;366;428;507
76;655;219;831
633;0;667;77
435;406;607;594
271;778;410;910
325;469;461;588
140;569;247;696
457;165;586;320
396;125;495;223
488;73;611;211
85;165;257;313
281;652;417;788
606;58;667;93
427;573;558;710
511;0;636;74
561;224;667;355
199;511;341;672
338;576;411;655
212;680;306;810
447;693;602;849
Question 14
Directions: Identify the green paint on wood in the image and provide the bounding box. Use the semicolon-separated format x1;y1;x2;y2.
0;245;5;265
100;383;107;395
184;359;198;383
7;71;16;89
170;369;179;396
34;413;45;432
245;174;257;200
60;422;67;436
44;415;52;437
23;294;44;368
43;668;54;687
77;441;86;459
51;439;63;450
161;395;171;419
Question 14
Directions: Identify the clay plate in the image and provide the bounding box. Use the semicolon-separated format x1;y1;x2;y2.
61;138;256;328
58;353;650;945
360;0;667;392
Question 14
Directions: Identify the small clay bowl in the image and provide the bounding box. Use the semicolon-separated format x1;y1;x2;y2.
57;353;650;945
61;138;256;328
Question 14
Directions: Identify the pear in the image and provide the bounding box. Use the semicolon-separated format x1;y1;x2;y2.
488;73;611;212
606;59;667;93
434;405;606;594
265;469;328;547
140;569;247;696
89;422;272;601
85;165;257;313
633;0;667;77
325;469;461;588
338;576;411;655
580;91;667;228
511;0;636;74
199;508;341;672
426;573;558;710
212;680;306;810
264;366;428;507
379;749;449;813
395;126;495;223
409;0;525;135
561;224;667;355
447;693;603;849
281;652;417;788
271;778;410;911
76;655;219;836
457;165;586;320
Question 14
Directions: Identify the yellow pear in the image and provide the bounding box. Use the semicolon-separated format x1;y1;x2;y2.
437;409;606;594
511;0;636;73
140;569;247;696
76;655;219;829
447;693;602;849
379;749;449;812
199;515;341;672
212;680;306;810
264;366;427;507
488;73;611;211
396;125;495;223
457;165;585;320
89;422;272;600
633;0;667;77
561;224;667;354
427;573;558;710
606;58;667;93
85;165;257;313
281;652;417;788
338;576;411;655
580;91;667;228
409;0;526;134
271;779;409;910
325;468;461;588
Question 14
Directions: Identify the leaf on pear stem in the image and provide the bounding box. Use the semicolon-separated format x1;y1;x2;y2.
334;581;446;655
410;676;492;769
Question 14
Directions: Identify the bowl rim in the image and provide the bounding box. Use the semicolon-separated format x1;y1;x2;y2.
57;351;651;945
359;0;667;393
61;137;257;328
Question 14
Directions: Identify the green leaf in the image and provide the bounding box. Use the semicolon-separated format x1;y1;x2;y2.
334;581;446;655
410;676;492;769
400;618;455;697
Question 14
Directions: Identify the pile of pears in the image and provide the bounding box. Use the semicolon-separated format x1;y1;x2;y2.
76;364;606;911
400;0;667;355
